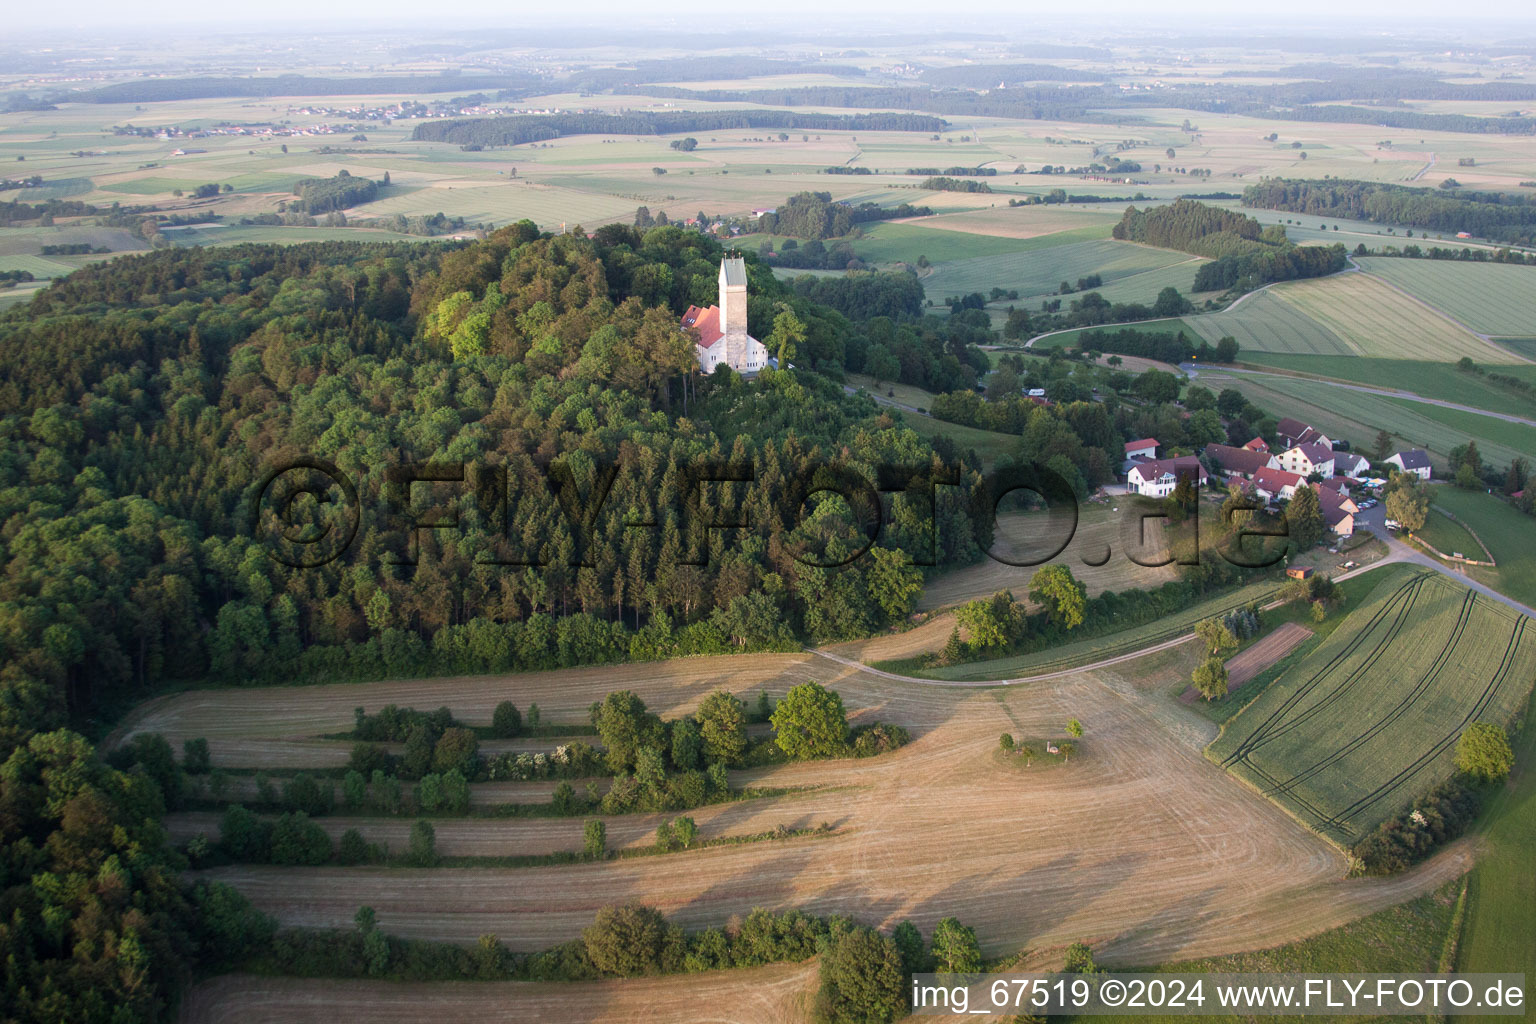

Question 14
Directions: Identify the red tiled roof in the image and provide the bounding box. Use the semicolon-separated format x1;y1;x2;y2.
1206;443;1274;476
1124;438;1159;453
682;304;724;348
1243;436;1269;452
1253;467;1305;495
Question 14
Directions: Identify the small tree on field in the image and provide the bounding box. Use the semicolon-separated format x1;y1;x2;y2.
1029;565;1086;629
999;733;1015;752
814;926;907;1024
492;700;522;737
584;819;607;860
408;819;437;866
1063;941;1099;974
1066;719;1084;738
1195;617;1237;656
931;917;983;973
696;690;748;765
1456;723;1514;782
771;682;849;760
583;903;675;976
1193;657;1229;701
672;816;698;848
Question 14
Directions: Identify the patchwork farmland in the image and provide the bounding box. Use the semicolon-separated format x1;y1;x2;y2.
1211;572;1536;842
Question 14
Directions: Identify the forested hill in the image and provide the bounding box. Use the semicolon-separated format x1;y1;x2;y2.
0;223;985;730
1113;198;1346;291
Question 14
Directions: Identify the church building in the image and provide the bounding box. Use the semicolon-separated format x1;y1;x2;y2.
681;256;771;374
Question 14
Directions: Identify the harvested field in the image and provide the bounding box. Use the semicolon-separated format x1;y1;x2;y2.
131;646;1474;976
178;963;817;1024
1178;622;1314;704
917;503;1177;612
1210;572;1536;842
1225;622;1314;689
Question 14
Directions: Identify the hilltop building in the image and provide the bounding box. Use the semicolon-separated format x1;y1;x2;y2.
682;257;771;375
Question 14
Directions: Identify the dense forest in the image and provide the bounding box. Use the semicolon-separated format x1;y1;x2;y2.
1113;199;1347;291
754;191;930;240
1243;178;1536;247
411;111;946;148
287;170;380;215
0;224;1003;1021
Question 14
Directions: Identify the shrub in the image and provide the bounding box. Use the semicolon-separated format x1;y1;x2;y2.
269;812;332;866
814;926;906;1023
1456;722;1514;782
583;903;683;976
408;820;437;866
583;819;606;860
491;700;522;738
338;828;371;865
182;737;212;774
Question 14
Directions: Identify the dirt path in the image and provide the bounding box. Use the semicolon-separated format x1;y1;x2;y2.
1179;621;1313;704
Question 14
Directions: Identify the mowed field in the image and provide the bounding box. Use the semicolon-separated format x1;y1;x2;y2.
114;644;1475;1001
918;503;1177;611
1187;271;1520;363
1210;572;1536;842
1195;368;1536;466
1233;355;1536;419
921;238;1203;307
1357;258;1536;339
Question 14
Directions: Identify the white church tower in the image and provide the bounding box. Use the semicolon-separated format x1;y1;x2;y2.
680;256;772;374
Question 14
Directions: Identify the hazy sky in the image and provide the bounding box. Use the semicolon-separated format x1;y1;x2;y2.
11;1;1536;36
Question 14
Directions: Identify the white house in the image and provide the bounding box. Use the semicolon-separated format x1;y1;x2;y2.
681;257;771;375
1124;437;1159;462
1253;467;1306;503
1127;456;1207;498
1332;451;1371;479
1386;449;1432;480
1278;441;1335;479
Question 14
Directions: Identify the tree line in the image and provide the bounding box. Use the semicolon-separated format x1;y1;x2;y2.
1113;199;1346;291
410;111;945;148
1244;178;1536;247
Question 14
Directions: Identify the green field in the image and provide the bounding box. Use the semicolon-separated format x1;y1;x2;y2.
1455;687;1536;1021
1423;487;1536;610
847;220;1089;265
1188;271;1521;363
1358;257;1536;338
1209;571;1536;842
1415;504;1485;560
1198;369;1536;466
921;238;1202;306
1236;355;1536;419
1067;878;1465;1023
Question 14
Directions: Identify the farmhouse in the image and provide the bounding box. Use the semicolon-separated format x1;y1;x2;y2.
1312;482;1359;536
1275;417;1331;449
1124;438;1159;461
1253;466;1306;503
1206;442;1279;481
1278;441;1335;479
1385;449;1432;480
1127;456;1207;498
1243;436;1270;453
682;257;771;375
1332;450;1371;479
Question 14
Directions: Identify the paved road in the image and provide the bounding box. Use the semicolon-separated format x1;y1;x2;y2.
1184;363;1536;429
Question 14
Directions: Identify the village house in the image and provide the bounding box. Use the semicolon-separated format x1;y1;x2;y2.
1313;482;1359;536
1331;450;1371;479
1205;442;1279;481
681;257;771;375
1275;417;1332;449
1385;449;1432;480
1127;456;1207;498
1252;466;1306;503
1278;441;1335;479
1242;436;1270;453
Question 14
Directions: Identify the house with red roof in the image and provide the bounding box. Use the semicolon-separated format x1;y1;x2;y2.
1253;467;1306;503
1243;436;1270;453
1124;438;1159;461
1206;443;1279;481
